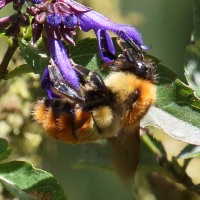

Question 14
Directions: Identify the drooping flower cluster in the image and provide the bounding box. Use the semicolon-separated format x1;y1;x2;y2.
0;0;148;98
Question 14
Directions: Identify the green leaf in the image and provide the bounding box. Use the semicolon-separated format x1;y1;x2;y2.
4;64;33;80
156;76;200;128
69;37;120;79
19;39;49;75
0;138;12;162
184;0;200;97
0;161;67;200
141;107;200;145
147;61;200;144
176;144;200;159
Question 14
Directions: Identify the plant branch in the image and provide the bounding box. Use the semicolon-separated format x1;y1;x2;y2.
0;36;19;80
142;133;200;195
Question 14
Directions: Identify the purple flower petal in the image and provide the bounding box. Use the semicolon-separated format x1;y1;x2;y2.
41;67;49;89
140;44;151;50
79;10;144;49
49;38;79;90
47;87;53;99
96;29;115;63
46;14;62;26
62;14;78;28
41;66;57;99
29;0;43;4
79;10;115;32
114;24;143;47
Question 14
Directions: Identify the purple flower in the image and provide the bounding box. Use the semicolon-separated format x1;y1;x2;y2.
42;38;79;98
78;10;148;62
29;0;91;45
0;0;149;99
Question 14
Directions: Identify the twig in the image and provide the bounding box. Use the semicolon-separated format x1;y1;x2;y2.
0;36;19;80
142;133;200;195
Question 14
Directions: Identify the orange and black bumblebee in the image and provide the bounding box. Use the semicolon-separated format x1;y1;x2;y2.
33;33;156;184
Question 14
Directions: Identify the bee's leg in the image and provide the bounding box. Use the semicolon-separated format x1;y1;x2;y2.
70;59;91;76
48;59;82;101
88;71;107;89
117;42;136;64
70;59;107;89
70;60;91;85
117;30;144;60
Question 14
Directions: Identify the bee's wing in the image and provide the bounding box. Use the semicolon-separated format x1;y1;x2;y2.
110;125;140;188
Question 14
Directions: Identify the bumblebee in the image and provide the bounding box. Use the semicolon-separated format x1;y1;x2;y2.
33;35;156;145
33;35;156;185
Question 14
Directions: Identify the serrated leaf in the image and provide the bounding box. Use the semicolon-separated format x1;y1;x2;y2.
19;39;49;75
0;161;67;200
4;64;33;80
0;138;12;162
156;76;200;129
141;107;200;145
69;37;120;78
184;0;200;97
176;144;200;159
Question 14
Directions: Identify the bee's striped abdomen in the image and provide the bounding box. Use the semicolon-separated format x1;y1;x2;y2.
33;98;78;144
32;98;120;144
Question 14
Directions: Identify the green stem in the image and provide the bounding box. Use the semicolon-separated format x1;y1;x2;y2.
142;133;162;156
141;133;200;195
0;37;19;80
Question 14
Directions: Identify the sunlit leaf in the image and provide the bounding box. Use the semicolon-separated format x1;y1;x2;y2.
156;74;200;129
19;39;49;75
176;144;200;159
0;161;67;200
69;37;120;78
4;64;33;80
141;106;200;145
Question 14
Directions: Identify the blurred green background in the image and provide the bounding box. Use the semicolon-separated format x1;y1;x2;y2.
0;0;199;200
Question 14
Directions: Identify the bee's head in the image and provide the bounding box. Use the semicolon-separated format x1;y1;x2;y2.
115;49;156;82
133;59;156;81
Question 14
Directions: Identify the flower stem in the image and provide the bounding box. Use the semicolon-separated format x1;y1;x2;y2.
0;36;19;80
141;133;200;195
